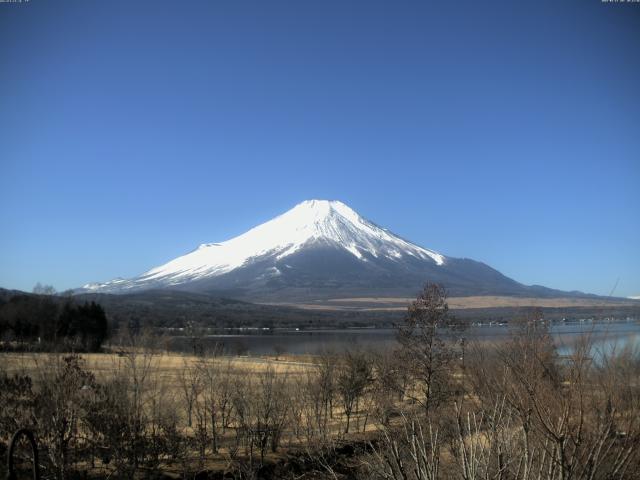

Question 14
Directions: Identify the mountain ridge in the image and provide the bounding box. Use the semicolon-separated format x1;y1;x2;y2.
79;200;598;301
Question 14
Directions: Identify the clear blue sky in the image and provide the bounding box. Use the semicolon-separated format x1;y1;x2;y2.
1;0;638;297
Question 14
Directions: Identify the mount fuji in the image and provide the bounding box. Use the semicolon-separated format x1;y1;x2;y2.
80;200;572;301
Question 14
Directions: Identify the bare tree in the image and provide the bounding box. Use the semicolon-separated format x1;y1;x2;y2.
32;282;56;295
337;349;372;434
371;348;406;426
197;350;233;454
364;414;441;480
465;310;640;480
317;349;337;421
102;327;161;475
178;358;200;428
33;354;97;480
233;366;291;466
397;283;462;414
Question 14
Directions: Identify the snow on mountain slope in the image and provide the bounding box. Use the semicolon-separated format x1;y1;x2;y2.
83;200;446;293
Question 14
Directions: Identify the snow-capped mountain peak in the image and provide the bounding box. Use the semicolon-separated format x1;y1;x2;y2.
82;200;446;293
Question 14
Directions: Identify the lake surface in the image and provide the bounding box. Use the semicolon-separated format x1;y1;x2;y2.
169;319;640;358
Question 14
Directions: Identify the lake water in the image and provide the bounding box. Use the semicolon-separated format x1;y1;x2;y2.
169;319;640;358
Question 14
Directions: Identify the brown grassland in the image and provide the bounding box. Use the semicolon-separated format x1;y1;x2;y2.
274;295;640;311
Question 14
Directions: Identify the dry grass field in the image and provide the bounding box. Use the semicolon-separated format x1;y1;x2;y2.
0;350;315;379
276;295;640;311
